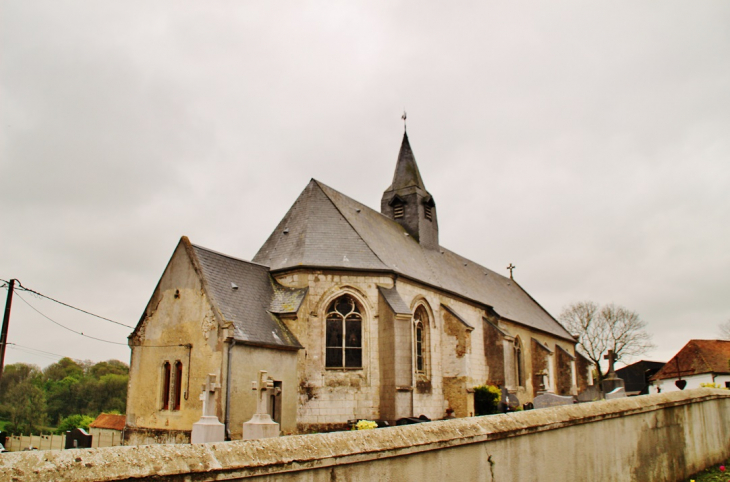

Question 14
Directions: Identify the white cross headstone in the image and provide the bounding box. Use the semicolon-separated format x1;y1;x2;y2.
191;373;225;444
242;370;280;440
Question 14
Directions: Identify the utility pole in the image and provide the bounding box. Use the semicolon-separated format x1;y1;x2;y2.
0;278;16;382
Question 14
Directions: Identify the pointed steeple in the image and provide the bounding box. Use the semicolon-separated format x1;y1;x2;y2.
387;133;426;192
381;132;439;249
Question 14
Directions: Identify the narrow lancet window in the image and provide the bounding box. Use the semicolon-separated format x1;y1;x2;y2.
173;361;183;410
161;362;171;410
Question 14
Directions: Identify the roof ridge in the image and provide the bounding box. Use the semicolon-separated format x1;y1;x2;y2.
312;179;390;269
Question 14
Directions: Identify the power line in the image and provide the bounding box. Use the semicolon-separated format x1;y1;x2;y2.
1;278;134;329
14;291;129;346
4;342;69;362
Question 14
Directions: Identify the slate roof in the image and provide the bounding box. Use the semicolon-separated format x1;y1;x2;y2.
378;286;411;315
89;413;126;431
386;133;427;192
191;243;304;349
254;179;574;341
650;340;730;381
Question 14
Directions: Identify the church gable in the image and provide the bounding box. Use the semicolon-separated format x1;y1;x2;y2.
130;236;218;344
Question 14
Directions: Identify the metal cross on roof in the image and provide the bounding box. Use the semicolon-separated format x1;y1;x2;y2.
507;263;516;279
401;110;407;131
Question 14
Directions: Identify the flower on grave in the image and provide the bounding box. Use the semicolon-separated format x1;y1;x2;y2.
719;465;725;471
355;420;378;430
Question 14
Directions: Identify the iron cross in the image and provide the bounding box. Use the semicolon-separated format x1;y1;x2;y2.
402;110;407;131
507;263;516;279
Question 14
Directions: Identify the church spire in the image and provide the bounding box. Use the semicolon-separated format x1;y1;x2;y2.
387;133;427;192
381;131;439;249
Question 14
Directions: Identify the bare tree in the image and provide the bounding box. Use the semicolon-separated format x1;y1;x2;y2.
719;320;730;340
559;301;655;382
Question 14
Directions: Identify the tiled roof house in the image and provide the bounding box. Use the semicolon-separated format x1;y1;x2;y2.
650;340;730;393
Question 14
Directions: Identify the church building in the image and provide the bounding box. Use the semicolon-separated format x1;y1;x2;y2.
124;132;590;444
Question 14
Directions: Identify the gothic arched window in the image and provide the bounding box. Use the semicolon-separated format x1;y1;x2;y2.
514;337;524;387
325;295;362;368
414;305;430;375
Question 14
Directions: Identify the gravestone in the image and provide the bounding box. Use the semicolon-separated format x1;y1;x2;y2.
604;386;626;400
600;350;626;395
576;385;602;402
191;373;226;444
498;387;520;412
533;392;575;409
242;370;280;440
65;428;92;449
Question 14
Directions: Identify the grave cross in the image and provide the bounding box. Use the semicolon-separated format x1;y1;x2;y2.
251;370;275;416
200;374;221;417
604;350;617;377
507;263;516;279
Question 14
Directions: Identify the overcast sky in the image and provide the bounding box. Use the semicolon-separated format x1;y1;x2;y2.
1;1;729;372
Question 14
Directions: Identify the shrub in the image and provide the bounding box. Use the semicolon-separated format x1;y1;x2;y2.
474;385;501;415
354;420;378;430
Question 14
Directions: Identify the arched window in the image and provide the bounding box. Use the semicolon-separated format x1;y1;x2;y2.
173;361;183;411
514;338;524;387
325;295;362;368
414;305;429;375
415;322;424;372
161;362;171;410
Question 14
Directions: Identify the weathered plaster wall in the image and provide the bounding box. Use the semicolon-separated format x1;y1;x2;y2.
126;243;226;445
482;319;505;387
227;345;299;437
273;268;584;429
5;389;729;482
277;270;390;431
555;346;574;396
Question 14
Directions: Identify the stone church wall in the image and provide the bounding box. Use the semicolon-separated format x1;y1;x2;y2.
227;345;299;437
277;270;390;431
9;389;729;482
126;243;226;445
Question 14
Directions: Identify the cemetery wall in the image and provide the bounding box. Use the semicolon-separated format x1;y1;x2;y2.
3;388;728;482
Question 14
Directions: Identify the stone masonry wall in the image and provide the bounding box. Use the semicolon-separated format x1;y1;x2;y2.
5;389;729;482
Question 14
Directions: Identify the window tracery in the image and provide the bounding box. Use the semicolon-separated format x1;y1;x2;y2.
325;295;363;368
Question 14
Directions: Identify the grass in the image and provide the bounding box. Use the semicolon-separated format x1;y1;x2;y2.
684;458;730;482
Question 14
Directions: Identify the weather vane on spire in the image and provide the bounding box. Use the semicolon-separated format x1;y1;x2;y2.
402;110;407;132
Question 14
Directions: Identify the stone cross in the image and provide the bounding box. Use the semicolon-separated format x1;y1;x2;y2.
604;350;617;377
251;370;275;415
199;374;221;418
507;263;516;279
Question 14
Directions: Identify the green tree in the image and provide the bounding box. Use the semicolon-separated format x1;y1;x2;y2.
1;364;47;434
56;414;95;434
